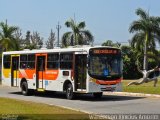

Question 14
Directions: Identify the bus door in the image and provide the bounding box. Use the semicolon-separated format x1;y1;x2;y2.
36;55;46;89
74;54;87;90
11;56;19;87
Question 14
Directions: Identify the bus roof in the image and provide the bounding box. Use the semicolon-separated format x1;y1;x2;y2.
2;46;120;55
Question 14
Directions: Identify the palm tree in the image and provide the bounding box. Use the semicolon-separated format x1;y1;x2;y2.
129;8;160;71
0;21;19;51
131;31;159;56
128;8;160;87
62;18;94;47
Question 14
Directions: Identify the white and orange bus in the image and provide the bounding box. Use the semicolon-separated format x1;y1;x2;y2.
1;46;122;99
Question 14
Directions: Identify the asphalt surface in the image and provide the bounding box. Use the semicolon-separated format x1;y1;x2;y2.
0;85;160;114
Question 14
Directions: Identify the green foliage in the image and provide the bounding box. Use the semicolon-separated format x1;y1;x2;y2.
129;8;160;70
46;29;56;49
121;45;160;79
13;29;25;50
0;21;19;51
102;40;121;48
62;18;94;47
121;45;142;79
22;31;44;50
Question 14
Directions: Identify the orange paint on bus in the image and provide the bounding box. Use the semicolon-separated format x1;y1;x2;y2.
96;78;121;85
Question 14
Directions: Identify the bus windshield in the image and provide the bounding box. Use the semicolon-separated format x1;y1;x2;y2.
88;54;122;80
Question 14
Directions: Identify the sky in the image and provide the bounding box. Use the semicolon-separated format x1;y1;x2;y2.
1;0;160;45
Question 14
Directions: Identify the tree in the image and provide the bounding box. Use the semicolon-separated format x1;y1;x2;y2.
23;31;43;49
14;29;23;50
102;40;121;48
25;31;31;45
46;29;56;49
0;21;18;51
121;45;142;79
31;31;43;49
128;8;160;87
22;31;32;49
62;18;94;47
129;8;160;70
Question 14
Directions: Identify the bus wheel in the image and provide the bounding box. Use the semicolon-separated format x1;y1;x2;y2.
21;81;29;96
66;83;74;100
93;92;103;99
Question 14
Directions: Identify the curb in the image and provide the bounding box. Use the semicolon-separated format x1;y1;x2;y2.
104;92;160;98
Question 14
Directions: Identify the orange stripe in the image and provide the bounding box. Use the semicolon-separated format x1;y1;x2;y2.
45;70;59;80
19;69;35;79
96;78;121;85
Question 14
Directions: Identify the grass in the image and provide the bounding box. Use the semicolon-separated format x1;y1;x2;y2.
0;97;89;120
122;79;160;95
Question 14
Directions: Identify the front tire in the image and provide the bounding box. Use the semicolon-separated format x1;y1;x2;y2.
93;92;103;99
66;83;74;100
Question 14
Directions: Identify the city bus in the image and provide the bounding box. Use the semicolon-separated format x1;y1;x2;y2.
1;46;122;99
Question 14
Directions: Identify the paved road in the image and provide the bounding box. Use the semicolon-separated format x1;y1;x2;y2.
0;85;160;114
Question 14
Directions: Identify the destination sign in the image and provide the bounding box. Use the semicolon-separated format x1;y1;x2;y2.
93;49;118;54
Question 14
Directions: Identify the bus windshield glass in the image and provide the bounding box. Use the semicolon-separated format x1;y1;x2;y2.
88;48;122;80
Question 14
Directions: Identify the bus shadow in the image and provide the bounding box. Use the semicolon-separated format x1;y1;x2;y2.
9;91;67;99
9;91;146;102
74;94;146;102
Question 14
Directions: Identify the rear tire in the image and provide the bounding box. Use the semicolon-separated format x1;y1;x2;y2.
93;92;103;99
66;83;74;100
21;81;29;96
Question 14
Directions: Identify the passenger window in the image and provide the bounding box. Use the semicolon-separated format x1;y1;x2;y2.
27;54;35;69
60;53;73;69
47;53;59;69
20;54;35;69
20;55;27;69
3;55;11;69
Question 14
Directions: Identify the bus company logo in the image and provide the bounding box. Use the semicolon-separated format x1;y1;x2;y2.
93;49;117;54
45;71;58;74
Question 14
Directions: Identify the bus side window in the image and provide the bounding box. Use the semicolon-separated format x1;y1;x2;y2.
60;53;73;69
47;53;59;69
27;54;35;69
3;55;11;69
20;55;27;69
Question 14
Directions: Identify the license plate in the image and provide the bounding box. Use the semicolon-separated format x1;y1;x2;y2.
106;85;112;90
